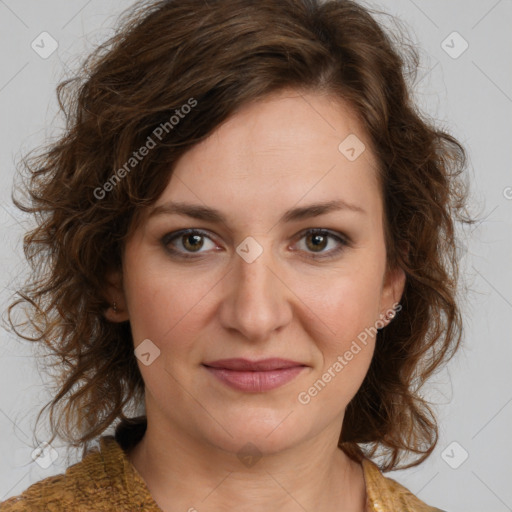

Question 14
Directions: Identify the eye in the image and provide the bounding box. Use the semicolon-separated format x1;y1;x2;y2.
161;228;349;260
294;228;349;260
162;229;218;258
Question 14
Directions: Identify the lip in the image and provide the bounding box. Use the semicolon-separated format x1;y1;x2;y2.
202;358;307;392
203;358;305;371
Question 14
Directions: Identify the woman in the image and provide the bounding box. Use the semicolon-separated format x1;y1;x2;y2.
1;0;473;510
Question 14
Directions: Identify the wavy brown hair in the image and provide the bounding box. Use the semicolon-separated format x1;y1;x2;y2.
5;0;475;471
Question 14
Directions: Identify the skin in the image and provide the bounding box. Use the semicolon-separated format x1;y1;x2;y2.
105;87;406;512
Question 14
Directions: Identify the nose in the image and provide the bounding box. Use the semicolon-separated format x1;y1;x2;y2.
218;237;293;343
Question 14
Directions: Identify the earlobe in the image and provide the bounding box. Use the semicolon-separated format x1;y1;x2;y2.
104;302;129;323
379;264;406;325
392;265;406;301
103;269;130;323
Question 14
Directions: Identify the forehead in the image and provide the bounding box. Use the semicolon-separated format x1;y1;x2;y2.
184;88;378;170
146;89;383;228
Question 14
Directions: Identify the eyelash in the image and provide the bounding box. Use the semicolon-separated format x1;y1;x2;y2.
161;228;350;261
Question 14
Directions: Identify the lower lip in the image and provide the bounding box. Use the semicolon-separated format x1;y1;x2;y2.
203;366;306;392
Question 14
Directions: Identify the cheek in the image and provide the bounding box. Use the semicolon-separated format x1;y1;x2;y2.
123;266;209;402
122;254;217;350
297;266;383;342
298;282;378;412
293;261;382;390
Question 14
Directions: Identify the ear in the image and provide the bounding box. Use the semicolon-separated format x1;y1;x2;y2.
103;269;130;323
378;263;406;326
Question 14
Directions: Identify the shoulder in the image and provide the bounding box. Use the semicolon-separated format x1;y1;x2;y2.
0;437;128;512
361;458;448;512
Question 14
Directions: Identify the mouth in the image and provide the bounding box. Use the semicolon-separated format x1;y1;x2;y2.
202;358;308;392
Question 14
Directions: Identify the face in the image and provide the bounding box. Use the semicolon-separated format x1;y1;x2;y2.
107;88;405;457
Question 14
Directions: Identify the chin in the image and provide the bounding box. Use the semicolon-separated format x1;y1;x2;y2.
198;408;312;459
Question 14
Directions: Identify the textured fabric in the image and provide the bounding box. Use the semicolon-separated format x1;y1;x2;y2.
361;459;446;512
1;435;446;511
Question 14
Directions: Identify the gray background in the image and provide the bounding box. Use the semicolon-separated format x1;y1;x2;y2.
0;1;511;510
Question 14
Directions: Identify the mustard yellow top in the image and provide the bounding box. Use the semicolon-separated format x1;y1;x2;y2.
1;436;446;511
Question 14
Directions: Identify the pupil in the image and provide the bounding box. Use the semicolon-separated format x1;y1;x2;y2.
309;234;326;251
185;234;203;251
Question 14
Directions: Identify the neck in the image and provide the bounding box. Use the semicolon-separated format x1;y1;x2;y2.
125;418;366;512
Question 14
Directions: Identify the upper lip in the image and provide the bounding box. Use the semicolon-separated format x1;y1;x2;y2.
202;358;306;371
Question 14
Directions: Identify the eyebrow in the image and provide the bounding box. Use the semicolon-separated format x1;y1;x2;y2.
148;199;366;225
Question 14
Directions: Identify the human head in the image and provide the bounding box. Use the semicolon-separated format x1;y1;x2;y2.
8;0;472;471
105;86;406;465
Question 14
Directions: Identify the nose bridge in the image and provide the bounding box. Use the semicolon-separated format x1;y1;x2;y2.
237;237;275;298
221;234;290;341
